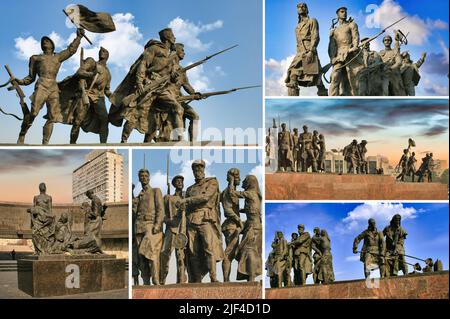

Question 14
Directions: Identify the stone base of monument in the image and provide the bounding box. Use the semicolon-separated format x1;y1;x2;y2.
266;271;449;299
132;281;262;299
17;254;126;298
265;173;448;200
0;141;231;147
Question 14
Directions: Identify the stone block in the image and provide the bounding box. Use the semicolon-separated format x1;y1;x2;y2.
17;254;126;297
132;281;262;299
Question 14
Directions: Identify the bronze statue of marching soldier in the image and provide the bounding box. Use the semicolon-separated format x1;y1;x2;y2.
1;5;258;145
283;3;426;96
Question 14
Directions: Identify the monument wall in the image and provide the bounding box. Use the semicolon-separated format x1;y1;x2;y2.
265;173;448;200
266;271;449;299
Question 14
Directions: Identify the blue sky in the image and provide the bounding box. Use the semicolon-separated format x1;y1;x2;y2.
265;202;449;286
132;148;262;284
266;98;449;164
0;0;262;144
265;0;449;96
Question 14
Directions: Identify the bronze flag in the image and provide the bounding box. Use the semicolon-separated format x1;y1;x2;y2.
64;4;116;33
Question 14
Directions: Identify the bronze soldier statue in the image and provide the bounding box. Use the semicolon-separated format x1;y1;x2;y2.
69;47;112;144
343;139;361;174
161;175;188;284
150;43;202;142
313;229;335;284
400;52;426;96
353;218;386;278
15;29;84;144
271;231;291;287
396;149;409;182
278;123;294;172
117;28;182;143
292;128;301;172
358;38;387;96
134;169;164;285
234;175;262;282
71;190;105;253
383;214;408;277
311;227;321;283
357;140;368;174
328;7;360;96
27;183;55;254
285;2;327;96
299;125;316;172
220;168;243;282
317;133;326;172
290;224;312;285
406;151;417;182
176;160;223;282
379;33;405;95
131;184;140;285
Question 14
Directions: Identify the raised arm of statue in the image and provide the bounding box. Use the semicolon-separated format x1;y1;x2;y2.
415;53;426;68
58;29;83;62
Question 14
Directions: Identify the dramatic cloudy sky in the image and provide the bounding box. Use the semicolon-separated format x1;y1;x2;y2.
265;202;449;286
266;98;449;165
0;0;262;144
265;0;449;96
132;149;262;284
0;149;128;203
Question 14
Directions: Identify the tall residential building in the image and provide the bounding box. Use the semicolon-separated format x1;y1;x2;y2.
72;150;124;204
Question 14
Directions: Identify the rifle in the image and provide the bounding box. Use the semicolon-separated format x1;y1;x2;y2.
177;85;260;103
3;65;30;118
166;153;170;195
123;45;238;108
322;16;407;74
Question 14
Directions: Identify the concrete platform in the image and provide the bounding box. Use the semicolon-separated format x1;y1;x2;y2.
17;254;126;297
265;173;448;200
132;281;262;299
0;141;228;147
266;271;449;299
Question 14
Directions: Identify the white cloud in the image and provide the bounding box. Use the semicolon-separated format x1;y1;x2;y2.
14;13;143;72
214;66;226;76
248;164;263;189
337;202;423;234
14;36;41;60
438;40;449;65
49;31;65;49
186;64;212;91
373;0;448;46
265;55;317;96
168;17;223;52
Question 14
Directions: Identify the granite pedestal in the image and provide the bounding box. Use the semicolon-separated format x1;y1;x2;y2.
133;281;262;299
17;254;125;297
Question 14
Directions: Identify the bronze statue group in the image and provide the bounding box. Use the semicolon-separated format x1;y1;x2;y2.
27;183;106;255
267;214;442;288
132;161;262;285
286;3;426;96
267;123;369;174
2;5;249;145
267;225;334;288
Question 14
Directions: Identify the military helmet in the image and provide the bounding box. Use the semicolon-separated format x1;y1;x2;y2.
191;159;205;168
171;175;184;187
41;36;55;51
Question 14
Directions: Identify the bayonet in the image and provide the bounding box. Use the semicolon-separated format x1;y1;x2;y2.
125;45;238;108
177;85;260;102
